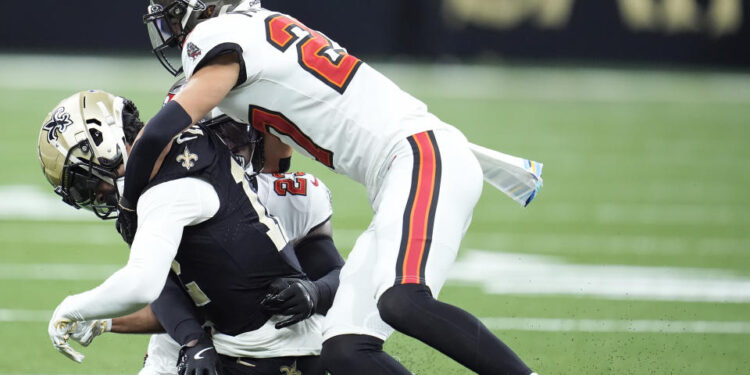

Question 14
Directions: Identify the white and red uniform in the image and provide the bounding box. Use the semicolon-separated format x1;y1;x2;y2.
183;7;485;342
141;172;333;375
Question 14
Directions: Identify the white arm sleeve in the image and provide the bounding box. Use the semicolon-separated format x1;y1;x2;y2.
55;178;219;321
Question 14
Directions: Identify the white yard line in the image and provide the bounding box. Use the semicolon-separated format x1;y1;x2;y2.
480;317;750;334
0;309;52;322
0;264;119;281
4;185;748;227
3;248;750;302
449;250;750;302
3;308;747;335
0;185;96;221
465;232;750;256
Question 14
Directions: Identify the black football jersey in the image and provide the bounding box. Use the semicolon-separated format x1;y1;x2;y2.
144;124;304;335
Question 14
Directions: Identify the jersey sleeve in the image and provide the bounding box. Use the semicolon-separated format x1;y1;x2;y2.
182;14;260;87
52;178;220;322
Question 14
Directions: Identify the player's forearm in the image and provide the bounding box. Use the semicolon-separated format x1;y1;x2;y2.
294;233;344;314
313;267;341;315
55;262;167;321
55;225;178;321
111;305;164;334
151;273;205;345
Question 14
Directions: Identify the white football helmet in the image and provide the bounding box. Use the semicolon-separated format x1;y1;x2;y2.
37;90;130;219
143;0;260;75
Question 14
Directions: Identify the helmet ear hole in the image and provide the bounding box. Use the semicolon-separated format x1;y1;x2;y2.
88;128;103;147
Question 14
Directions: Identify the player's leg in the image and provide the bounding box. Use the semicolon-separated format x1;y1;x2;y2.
322;334;409;375
372;129;534;375
321;229;410;374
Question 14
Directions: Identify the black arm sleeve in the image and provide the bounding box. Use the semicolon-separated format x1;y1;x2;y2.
122;100;192;205
150;272;204;345
294;233;345;315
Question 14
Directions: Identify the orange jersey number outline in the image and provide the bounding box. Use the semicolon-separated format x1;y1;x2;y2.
265;14;362;94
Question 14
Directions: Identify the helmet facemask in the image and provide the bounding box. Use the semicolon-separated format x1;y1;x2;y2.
144;0;253;75
144;0;207;76
39;90;133;221
57;141;122;220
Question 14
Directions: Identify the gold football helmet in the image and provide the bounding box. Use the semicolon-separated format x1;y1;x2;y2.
37;90;129;219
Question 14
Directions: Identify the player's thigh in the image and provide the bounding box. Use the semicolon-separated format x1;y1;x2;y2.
322;227;393;341
140;334;181;375
371;130;483;299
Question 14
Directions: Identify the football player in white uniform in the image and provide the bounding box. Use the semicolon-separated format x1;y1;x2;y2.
126;1;538;374
39;90;345;374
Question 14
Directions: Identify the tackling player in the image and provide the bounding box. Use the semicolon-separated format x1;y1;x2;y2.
39;90;343;374
127;1;541;374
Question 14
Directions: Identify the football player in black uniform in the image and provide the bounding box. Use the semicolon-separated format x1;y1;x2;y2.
40;90;342;374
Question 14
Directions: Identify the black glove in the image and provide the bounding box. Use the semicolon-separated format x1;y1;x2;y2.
260;277;319;329
115;198;137;245
176;334;222;375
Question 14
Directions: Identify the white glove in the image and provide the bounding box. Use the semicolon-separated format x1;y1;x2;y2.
70;319;112;347
48;296;86;363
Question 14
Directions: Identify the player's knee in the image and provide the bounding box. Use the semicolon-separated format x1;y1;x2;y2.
321;334;384;373
377;283;435;329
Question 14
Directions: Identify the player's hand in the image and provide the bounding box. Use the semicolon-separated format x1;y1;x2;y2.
48;298;85;363
260;277;319;329
69;319;111;347
116;198;137;245
177;334;223;375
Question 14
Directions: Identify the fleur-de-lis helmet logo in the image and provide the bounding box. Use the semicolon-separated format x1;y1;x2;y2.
43;107;73;143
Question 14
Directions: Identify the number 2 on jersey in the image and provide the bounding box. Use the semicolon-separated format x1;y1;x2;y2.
265;14;362;94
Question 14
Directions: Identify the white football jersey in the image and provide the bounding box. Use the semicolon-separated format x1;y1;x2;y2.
255;172;332;242
183;8;449;190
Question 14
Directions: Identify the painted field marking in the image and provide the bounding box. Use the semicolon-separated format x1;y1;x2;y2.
4;185;749;228
3;308;748;335
465;232;749;256
480;317;750;334
2;55;750;104
0;309;51;322
0;185;95;221
0;264;119;281
448;250;750;302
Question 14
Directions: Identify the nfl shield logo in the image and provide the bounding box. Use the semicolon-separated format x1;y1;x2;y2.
187;42;202;61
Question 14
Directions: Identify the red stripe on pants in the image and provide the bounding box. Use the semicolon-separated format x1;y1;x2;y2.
401;132;438;284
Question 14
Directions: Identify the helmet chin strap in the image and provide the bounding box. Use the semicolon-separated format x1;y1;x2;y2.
116;177;126;201
182;0;200;29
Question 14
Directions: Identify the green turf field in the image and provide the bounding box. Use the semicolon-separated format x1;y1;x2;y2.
1;54;749;374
